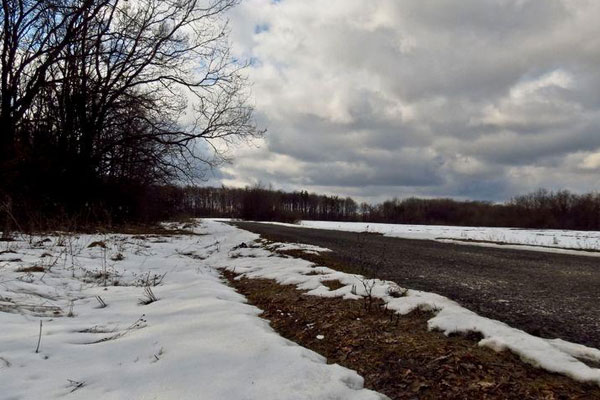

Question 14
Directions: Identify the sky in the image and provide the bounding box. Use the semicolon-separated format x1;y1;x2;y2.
214;0;600;203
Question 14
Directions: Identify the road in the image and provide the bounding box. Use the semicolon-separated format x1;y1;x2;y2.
232;221;600;351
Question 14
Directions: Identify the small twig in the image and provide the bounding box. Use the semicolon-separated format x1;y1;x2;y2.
67;379;85;393
35;320;43;353
95;296;107;308
92;315;147;343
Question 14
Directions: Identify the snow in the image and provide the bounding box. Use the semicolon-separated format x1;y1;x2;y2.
208;222;600;386
264;241;331;254
260;220;600;255
0;223;385;400
2;219;600;399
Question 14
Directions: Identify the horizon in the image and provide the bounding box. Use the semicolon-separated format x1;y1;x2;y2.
193;183;587;206
206;0;600;203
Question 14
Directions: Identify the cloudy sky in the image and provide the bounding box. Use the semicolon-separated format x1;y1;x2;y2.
217;0;600;202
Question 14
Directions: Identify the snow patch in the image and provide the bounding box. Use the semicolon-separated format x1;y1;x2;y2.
257;220;600;255
216;221;600;386
0;224;385;400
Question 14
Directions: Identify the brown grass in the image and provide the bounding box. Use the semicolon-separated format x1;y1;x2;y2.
16;266;45;273
224;271;600;400
321;280;346;291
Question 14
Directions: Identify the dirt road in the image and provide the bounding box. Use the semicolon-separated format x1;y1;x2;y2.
232;221;600;350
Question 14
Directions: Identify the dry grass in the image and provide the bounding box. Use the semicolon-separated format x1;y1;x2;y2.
321;280;346;291
224;271;600;400
15;265;45;273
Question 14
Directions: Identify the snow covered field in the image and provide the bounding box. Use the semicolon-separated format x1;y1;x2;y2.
264;220;600;254
0;222;384;400
1;220;600;399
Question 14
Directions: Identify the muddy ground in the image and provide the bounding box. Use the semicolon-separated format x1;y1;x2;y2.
232;222;600;350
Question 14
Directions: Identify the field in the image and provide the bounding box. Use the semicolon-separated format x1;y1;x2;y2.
264;220;600;254
1;220;600;399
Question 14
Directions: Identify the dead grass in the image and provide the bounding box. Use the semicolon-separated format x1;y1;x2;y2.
15;265;45;273
304;270;326;276
321;280;346;291
120;226;201;236
109;221;203;236
223;271;600;400
276;248;366;276
87;240;107;248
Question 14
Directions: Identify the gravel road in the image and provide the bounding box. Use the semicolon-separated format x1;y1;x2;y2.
232;221;600;350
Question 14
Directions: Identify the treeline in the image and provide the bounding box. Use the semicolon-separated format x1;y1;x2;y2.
150;186;600;231
143;186;360;223
363;189;600;230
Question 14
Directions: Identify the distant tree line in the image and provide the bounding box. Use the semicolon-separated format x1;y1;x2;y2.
140;185;359;223
147;186;600;231
360;189;600;230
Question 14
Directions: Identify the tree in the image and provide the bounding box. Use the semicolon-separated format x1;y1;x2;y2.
1;0;262;224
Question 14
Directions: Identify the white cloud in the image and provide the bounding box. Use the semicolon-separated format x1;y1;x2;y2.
580;153;600;170
222;0;600;200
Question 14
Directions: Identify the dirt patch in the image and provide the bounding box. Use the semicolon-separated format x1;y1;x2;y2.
2;258;23;263
276;248;366;276
15;266;45;273
321;280;345;291
224;271;600;400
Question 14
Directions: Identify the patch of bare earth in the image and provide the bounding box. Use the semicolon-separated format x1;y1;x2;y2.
223;269;600;400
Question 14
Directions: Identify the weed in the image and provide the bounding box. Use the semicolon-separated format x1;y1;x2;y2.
90;315;147;343
35;320;43;353
87;241;107;249
67;300;75;317
64;235;85;278
139;287;158;305
152;347;164;363
82;266;120;286
360;278;377;311
135;271;167;287
67;379;85;393
0;356;11;368
95;296;107;308
231;242;248;251
179;251;206;260
16;266;45;273
32;238;51;248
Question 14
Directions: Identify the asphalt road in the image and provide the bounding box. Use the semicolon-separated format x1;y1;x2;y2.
232;221;600;350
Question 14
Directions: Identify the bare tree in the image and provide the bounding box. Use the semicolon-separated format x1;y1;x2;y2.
1;0;262;223
0;0;110;162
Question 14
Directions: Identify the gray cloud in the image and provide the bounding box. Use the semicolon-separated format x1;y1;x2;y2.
221;0;600;201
